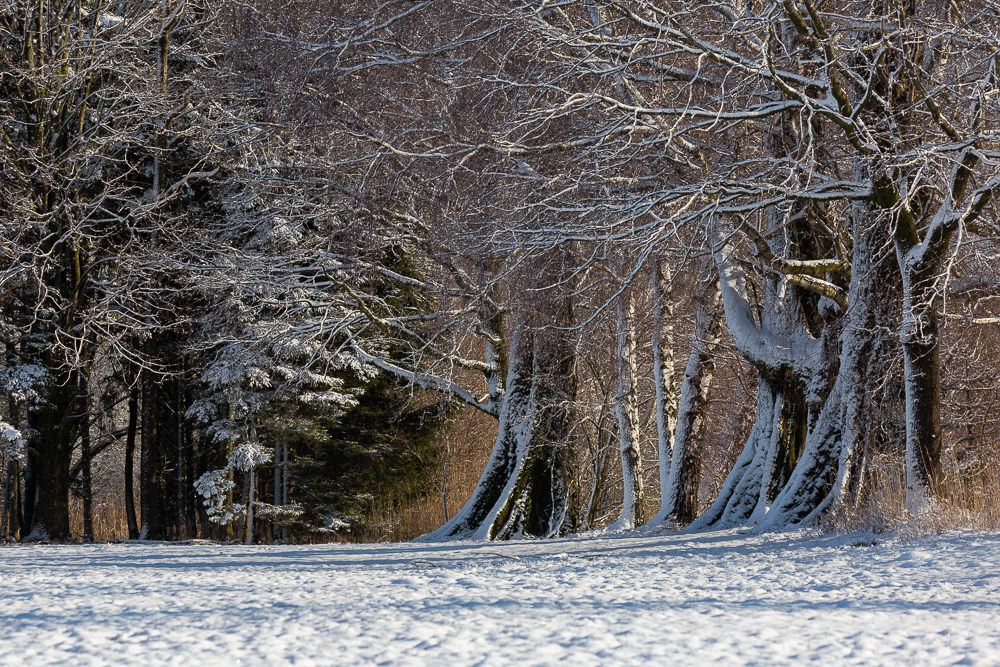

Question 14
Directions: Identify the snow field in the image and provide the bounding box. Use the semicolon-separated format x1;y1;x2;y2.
1;530;999;666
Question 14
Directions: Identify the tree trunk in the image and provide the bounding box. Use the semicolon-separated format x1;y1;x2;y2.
654;271;722;526
183;382;198;539
273;437;281;542
22;441;36;539
80;370;93;542
29;378;74;540
5;461;20;541
2;397;20;541
650;259;678;523
140;350;162;540
281;439;288;541
610;286;643;530
175;375;185;540
236;470;250;543
491;293;578;540
760;199;902;528
690;218;822;532
246;469;255;545
0;456;9;541
124;382;140;539
898;277;943;503
157;367;181;540
419;327;535;540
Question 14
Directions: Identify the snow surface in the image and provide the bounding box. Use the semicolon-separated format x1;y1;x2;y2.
2;529;1000;666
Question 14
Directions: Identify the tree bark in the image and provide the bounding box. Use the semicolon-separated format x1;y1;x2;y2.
125;382;140;539
651;259;678;522
689;218;824;531
246;469;255;545
655;271;722;526
2;395;20;541
419;327;534;540
140;346;162;540
22;441;36;539
610;285;643;529
898;273;944;502
30;378;74;540
79;370;93;542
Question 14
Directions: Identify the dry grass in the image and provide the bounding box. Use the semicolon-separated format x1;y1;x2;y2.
63;411;1000;544
824;446;1000;538
68;491;137;542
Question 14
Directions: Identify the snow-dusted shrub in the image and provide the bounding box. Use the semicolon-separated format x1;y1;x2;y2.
0;422;25;461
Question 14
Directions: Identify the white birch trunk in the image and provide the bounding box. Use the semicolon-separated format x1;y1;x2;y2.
649;271;722;527
608;287;643;530
650;259;678;524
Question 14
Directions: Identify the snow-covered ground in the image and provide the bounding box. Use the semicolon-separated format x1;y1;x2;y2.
2;529;999;666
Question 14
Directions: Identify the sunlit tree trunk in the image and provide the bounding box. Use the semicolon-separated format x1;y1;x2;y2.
654;271;722;526
610;285;643;529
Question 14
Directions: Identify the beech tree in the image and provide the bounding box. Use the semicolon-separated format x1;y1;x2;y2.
460;0;1000;530
3;0;997;544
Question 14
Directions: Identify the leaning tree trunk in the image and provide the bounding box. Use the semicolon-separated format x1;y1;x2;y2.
418;327;536;541
652;271;722;526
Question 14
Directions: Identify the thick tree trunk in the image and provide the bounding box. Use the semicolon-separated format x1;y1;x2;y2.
760;201;901;528
419;328;535;541
690;379;775;531
490;291;578;540
490;328;576;539
29;378;74;540
422;299;578;542
690;219;823;532
898;279;944;503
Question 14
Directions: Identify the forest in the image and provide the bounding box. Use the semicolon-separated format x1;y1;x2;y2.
2;0;1000;546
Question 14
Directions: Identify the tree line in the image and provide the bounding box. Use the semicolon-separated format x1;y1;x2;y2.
1;0;998;543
